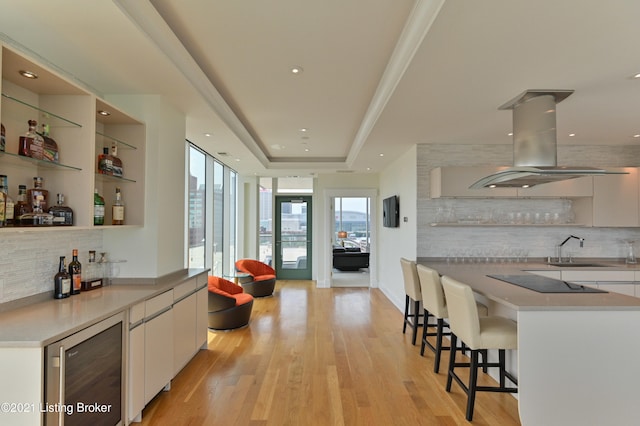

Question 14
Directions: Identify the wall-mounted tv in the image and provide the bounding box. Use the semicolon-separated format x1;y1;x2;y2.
383;195;399;228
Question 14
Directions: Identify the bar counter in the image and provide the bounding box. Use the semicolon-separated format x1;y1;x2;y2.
418;259;640;426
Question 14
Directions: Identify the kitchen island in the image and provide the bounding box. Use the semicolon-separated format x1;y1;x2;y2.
419;259;640;426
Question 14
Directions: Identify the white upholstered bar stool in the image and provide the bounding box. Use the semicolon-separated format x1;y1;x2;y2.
400;258;425;345
441;275;517;422
416;264;488;373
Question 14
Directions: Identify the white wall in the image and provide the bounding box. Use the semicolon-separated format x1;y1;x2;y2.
103;95;186;278
378;146;418;311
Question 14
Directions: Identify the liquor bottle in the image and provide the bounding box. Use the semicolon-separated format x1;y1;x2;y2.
13;184;31;225
111;143;123;178
3;186;14;227
81;250;103;291
112;187;124;225
94;189;105;225
18;120;44;160
19;195;53;226
54;256;71;299
68;249;82;295
39;124;59;163
48;193;73;226
1;122;5;152
0;176;6;227
27;176;49;212
97;147;113;175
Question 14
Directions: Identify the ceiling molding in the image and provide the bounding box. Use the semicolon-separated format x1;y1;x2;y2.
113;0;271;167
346;0;446;167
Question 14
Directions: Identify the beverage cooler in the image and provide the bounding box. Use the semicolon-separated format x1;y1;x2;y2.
44;312;125;426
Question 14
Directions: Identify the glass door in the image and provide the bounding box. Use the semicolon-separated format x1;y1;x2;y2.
274;195;312;279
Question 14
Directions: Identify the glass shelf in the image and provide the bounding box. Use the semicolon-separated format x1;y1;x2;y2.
2;93;82;128
95;131;137;150
0;151;81;171
95;173;136;184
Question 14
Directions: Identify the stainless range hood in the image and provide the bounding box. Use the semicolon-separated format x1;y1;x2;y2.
470;90;626;189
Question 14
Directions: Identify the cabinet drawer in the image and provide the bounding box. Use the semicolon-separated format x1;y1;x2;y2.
130;302;145;325
145;290;173;318
562;270;635;282
173;279;197;301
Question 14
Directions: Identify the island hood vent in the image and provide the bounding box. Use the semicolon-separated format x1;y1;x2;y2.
470;89;626;189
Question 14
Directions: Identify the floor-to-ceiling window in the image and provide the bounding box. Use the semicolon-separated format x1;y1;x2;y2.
187;142;238;276
334;197;370;252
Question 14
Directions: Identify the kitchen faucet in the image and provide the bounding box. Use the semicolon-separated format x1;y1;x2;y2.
555;235;584;263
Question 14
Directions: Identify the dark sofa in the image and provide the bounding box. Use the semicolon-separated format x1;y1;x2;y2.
333;247;370;271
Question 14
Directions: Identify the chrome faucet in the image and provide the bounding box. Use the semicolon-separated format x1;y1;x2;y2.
556;235;584;263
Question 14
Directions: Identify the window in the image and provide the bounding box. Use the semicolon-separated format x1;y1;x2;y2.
259;178;273;266
187;142;238;276
334;197;370;253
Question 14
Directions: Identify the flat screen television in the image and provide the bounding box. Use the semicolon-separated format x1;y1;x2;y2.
383;195;399;228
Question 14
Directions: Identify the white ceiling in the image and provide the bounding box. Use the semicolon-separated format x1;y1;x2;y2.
1;0;640;176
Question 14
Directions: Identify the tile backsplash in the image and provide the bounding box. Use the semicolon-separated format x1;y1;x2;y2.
417;144;640;260
0;229;102;303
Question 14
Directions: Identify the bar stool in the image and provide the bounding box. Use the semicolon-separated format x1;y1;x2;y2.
400;258;424;345
441;275;517;422
416;264;488;373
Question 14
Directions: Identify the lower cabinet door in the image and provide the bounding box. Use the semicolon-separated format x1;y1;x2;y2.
196;286;208;347
128;323;145;422
173;294;197;376
144;308;174;404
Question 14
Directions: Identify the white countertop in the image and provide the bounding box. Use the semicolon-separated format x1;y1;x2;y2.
0;269;208;348
418;259;640;311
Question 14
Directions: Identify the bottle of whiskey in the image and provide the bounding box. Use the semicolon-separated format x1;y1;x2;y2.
27;177;49;212
94;189;105;225
18;120;44;160
13;185;31;225
112;187;124;225
111;143;123;178
68;249;82;295
54;256;71;299
39;124;59;163
48;193;73;225
97;147;113;175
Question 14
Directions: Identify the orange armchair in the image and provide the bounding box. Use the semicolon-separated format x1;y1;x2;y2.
208;276;253;330
235;259;276;297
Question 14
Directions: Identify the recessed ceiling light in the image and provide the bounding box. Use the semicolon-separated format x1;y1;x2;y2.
521;184;530;188
291;66;303;74
19;70;38;79
569;133;576;137
489;184;497;188
634;134;640;138
507;132;513;136
367;167;371;171
204;133;212;137
299;128;308;132
235;158;241;162
379;153;384;157
97;110;111;116
304;148;310;152
634;73;640;79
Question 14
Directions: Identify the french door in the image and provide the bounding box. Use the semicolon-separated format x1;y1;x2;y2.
274;196;312;279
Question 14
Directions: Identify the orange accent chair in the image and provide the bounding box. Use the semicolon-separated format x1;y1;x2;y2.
208;276;253;330
234;259;276;297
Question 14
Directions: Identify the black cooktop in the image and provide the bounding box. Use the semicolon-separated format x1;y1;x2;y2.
488;274;608;294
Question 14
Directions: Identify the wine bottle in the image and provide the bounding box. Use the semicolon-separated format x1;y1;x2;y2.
94;189;105;225
112;187;124;225
69;249;82;295
54;256;71;299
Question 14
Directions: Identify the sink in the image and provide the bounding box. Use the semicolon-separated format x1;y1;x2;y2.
548;262;608;267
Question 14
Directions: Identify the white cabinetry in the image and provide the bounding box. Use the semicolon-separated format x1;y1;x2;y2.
144;290;174;405
0;44;145;229
562;270;638;296
128;302;145;423
173;275;209;375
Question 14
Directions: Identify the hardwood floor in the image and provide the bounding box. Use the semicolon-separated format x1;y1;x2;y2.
136;281;521;425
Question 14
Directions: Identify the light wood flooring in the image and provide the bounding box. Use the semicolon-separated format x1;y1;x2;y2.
136;281;521;425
